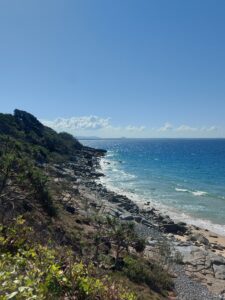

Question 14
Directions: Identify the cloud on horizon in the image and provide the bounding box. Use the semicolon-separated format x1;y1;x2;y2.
43;116;111;130
42;116;221;138
158;122;173;132
42;116;146;135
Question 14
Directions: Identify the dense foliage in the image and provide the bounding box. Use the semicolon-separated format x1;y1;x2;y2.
123;256;173;294
0;109;82;163
0;137;56;220
0;217;136;300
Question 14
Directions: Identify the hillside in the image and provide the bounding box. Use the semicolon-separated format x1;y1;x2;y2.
0;110;173;300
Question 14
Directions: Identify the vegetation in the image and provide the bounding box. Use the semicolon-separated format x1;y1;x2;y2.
0;137;56;221
0;110;173;299
0;109;83;164
123;256;173;294
0;217;136;300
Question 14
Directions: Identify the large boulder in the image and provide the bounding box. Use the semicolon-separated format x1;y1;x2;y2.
189;233;209;245
213;264;225;280
162;222;187;234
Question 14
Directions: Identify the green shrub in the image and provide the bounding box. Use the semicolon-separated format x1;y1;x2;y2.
0;139;56;217
123;256;173;294
0;217;137;300
106;218;146;267
27;167;56;217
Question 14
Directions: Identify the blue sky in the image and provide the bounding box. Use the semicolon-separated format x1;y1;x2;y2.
0;0;225;137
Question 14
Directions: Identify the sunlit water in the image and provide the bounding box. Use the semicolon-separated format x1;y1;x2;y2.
81;139;225;235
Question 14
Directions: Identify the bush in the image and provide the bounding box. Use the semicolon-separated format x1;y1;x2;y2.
0;217;137;300
27;167;56;217
105;218;146;267
0;139;56;218
123;256;173;294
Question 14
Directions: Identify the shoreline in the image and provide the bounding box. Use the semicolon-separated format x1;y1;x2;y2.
86;154;225;298
98;170;225;258
99;156;225;238
58;146;225;298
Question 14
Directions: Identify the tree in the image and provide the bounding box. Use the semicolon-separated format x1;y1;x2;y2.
106;217;146;268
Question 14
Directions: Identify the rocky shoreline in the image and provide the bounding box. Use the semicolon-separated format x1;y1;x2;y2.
49;149;225;300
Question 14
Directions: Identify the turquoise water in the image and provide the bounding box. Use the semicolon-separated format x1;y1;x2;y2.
82;139;225;235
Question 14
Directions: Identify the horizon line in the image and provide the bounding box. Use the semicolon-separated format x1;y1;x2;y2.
76;137;225;140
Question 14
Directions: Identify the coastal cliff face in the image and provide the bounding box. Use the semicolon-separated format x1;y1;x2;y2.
0;110;173;300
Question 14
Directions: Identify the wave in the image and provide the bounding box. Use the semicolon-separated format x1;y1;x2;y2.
98;156;225;237
100;158;136;181
175;187;208;197
99;172;225;236
175;188;189;193
192;191;208;196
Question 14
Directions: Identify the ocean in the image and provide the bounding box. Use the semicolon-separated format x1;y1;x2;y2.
81;139;225;236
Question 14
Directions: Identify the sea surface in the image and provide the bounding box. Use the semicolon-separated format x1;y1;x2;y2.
81;139;225;236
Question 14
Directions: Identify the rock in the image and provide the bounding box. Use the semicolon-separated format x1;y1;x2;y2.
109;196;120;203
145;208;156;214
108;209;121;218
177;241;192;247
142;221;152;228
134;216;143;223
213;264;225;280
162;223;187;234
208;253;225;265
147;238;157;246
209;233;218;238
167;233;174;238
182;248;207;265
189;233;209;245
65;205;76;214
161;217;174;225
120;214;134;221
212;244;225;251
177;221;187;226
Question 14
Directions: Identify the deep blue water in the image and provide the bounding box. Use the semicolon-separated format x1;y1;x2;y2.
82;139;225;235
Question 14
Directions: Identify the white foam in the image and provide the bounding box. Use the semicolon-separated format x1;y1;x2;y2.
175;187;208;197
192;191;208;196
98;156;225;237
175;188;189;193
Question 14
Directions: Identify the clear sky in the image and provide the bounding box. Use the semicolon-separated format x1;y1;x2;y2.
0;0;225;137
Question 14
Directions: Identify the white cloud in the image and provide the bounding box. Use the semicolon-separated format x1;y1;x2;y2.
125;125;146;132
42;116;145;136
175;124;218;133
42;116;220;138
43;116;111;130
158;122;173;132
205;126;217;132
175;125;197;132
